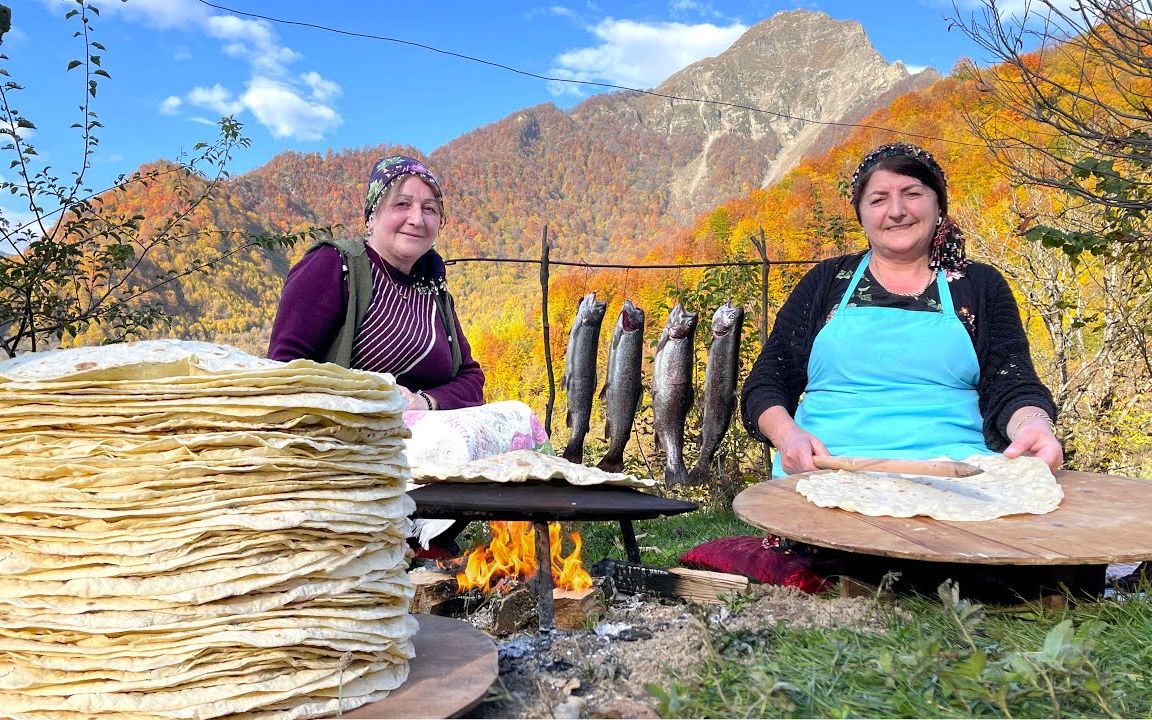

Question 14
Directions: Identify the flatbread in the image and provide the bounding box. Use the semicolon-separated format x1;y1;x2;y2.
412;449;656;488
0;340;417;718
794;454;1063;521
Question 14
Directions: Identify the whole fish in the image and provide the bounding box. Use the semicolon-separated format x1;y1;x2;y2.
561;292;607;463
597;300;646;473
688;302;745;485
651;303;698;486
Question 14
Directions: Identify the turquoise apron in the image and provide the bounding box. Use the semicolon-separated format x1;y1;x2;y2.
779;251;991;477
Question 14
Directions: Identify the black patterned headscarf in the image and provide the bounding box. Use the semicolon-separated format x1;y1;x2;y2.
850;142;970;275
364;155;445;225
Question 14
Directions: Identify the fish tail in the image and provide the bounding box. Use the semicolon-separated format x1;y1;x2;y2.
686;463;710;486
664;462;689;487
597;453;624;473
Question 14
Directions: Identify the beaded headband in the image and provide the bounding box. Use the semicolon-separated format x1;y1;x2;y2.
850;142;947;213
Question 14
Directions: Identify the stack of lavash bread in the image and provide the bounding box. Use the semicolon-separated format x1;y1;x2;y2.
0;340;416;719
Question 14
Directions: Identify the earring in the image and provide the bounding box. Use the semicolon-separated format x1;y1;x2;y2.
936;216;943;227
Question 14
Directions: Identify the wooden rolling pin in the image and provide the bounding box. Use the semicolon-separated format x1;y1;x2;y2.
812;456;983;478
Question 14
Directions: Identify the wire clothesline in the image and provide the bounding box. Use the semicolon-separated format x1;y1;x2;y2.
444;256;819;269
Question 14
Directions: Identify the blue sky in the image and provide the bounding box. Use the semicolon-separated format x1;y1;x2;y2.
4;0;1024;229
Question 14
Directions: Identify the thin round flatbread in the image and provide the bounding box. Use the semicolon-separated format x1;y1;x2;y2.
794;454;1063;521
413;449;656;488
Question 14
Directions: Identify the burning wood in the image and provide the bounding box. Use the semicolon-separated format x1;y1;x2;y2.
456;521;591;593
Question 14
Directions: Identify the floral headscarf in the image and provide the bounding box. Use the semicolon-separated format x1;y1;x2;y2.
363;155;444;224
850;142;969;275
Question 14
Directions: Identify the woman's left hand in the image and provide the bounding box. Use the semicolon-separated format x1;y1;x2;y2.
1004;416;1063;472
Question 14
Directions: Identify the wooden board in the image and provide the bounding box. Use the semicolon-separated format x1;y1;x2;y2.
333;614;497;719
733;470;1152;565
409;481;697;521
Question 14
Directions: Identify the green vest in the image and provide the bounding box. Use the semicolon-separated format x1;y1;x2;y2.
305;237;461;376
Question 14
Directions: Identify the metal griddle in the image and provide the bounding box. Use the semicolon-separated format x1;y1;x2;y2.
409;481;697;628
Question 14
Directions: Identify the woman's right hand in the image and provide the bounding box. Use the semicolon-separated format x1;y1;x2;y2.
757;406;829;474
774;425;830;474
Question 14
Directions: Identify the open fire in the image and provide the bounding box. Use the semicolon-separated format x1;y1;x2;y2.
455;521;592;593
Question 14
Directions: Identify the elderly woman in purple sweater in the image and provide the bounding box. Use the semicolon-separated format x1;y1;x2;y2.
269;155;484;411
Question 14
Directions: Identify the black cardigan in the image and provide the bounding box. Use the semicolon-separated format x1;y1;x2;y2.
740;251;1057;451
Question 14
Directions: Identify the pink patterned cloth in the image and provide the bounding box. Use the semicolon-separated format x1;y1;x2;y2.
402;400;550;548
402;400;548;470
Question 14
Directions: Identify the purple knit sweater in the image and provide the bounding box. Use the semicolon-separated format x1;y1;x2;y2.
268;244;485;410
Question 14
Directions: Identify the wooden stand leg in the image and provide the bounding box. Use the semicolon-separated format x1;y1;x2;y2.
620;519;641;563
533;521;555;631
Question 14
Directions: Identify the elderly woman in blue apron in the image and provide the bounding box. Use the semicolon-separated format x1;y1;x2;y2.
741;142;1062;477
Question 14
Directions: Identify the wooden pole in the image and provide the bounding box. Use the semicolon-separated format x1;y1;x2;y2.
533;521;555;632
540;225;555;438
750;228;772;477
751;227;770;348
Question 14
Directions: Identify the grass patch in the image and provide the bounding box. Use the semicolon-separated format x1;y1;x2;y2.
648;582;1152;718
578;505;761;567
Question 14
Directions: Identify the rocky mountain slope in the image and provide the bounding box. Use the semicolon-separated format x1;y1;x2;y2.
236;10;938;263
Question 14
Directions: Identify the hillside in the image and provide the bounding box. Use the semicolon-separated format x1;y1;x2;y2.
234;10;933;265
193;9;933;366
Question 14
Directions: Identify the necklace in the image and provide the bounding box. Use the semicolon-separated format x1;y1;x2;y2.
381;263;411;301
871;267;936;298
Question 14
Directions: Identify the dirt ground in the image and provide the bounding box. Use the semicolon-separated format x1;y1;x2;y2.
458;582;892;719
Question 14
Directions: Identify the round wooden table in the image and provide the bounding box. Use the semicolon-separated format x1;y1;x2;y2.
733;470;1152;565
335;614;497;719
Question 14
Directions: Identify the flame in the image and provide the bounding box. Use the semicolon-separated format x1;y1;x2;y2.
456;521;592;593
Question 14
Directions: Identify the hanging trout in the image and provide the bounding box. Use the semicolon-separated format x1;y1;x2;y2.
651;303;698;486
688;302;745;485
597;300;646;473
561;292;607;463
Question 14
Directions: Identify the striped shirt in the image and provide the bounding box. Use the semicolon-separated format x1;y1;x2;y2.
352;261;439;374
268;243;485;409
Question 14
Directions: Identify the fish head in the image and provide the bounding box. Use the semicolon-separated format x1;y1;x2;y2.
711;302;745;337
665;303;699;339
575;292;607;325
620;300;645;333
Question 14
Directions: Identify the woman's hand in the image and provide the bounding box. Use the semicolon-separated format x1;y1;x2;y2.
757;406;829;474
396;385;427;411
1003;408;1063;472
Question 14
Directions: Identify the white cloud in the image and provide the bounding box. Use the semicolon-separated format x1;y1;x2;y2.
205;15;301;76
669;0;720;18
300;71;341;103
159;96;183;115
241;78;341;141
550;18;747;93
0;197;42;250
101;0;211;30
186;84;245;115
140;11;343;142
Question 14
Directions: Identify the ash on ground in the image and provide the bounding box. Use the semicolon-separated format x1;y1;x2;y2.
461;584;891;719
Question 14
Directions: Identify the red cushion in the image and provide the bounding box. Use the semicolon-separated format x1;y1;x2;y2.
679;535;832;594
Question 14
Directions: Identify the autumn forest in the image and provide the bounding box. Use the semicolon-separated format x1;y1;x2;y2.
6;7;1151;484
